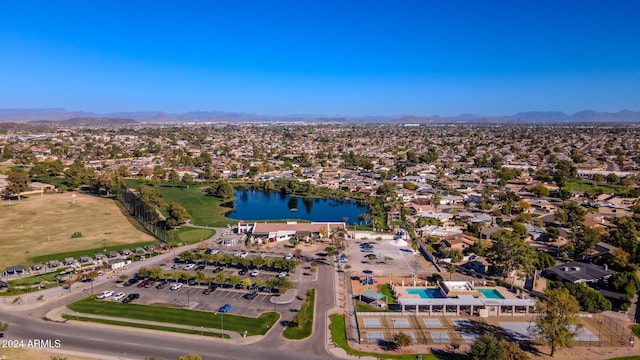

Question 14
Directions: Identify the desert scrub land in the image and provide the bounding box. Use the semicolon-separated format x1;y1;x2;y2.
0;192;155;269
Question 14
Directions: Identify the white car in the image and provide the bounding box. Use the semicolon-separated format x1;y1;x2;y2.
278;271;288;278
250;269;261;277
112;292;125;301
97;290;114;299
240;251;249;258
234;251;242;257
183;263;196;270
284;253;294;260
170;282;183;290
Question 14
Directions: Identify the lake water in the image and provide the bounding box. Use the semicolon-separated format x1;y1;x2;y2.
224;189;370;224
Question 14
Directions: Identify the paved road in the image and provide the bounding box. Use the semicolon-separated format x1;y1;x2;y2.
1;309;331;360
0;230;339;359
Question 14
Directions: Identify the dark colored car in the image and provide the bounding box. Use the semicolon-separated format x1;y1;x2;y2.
156;281;169;289
122;293;140;303
124;278;139;287
244;290;258;300
234;283;243;289
203;288;213;295
209;283;219;290
188;278;196;286
213;267;224;273
238;269;247;276
247;284;257;291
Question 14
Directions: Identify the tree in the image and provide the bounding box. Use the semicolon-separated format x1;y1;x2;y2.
487;230;536;285
531;184;550;197
325;245;337;258
166;202;191;228
6;169;30;200
536;251;556;270
468;334;502;360
566;225;601;260
182;173;194;184
393;331;412;349
554;201;586;228
168;170;180;183
447;264;456;281
178;355;202;360
533;288;582;357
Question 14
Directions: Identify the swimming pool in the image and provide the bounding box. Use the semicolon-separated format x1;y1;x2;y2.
478;288;505;299
407;288;443;298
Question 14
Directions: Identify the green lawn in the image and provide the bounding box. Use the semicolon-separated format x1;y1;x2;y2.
609;357;640;360
330;314;447;360
283;288;315;339
67;297;279;335
9;269;68;286
564;180;628;195
124;180;234;227
167;227;216;244
379;284;398;305
62;314;229;338
632;324;640;338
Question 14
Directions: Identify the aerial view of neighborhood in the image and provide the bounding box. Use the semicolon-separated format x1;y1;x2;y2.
1;2;640;360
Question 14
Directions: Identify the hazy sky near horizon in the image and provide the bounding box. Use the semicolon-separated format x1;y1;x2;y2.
1;1;639;117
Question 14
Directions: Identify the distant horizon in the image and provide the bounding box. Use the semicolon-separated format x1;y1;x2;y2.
2;106;640;120
1;2;639;116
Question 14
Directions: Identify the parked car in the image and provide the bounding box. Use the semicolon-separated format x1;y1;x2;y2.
183;263;196;270
124;278;139;286
156;281;169;289
239;251;249;258
247;284;257;291
97;290;114;299
188;278;196;286
278;271;288;278
250;269;261;277
244;290;259;300
123;293;140;303
209;283;219;290
238;269;247;276
284;253;294;260
219;303;232;313
112;292;125;301
213;267;224;273
170;282;183;290
203;288;213;295
234;283;244;289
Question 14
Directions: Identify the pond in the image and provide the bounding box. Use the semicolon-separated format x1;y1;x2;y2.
224;189;370;225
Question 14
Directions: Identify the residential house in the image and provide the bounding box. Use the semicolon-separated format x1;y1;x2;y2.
542;261;613;284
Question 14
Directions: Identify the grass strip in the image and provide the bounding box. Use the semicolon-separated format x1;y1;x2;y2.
62;314;229;338
67;297;278;336
283;288;315;340
330;314;447;360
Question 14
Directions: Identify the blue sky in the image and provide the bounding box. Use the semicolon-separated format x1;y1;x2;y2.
1;1;639;117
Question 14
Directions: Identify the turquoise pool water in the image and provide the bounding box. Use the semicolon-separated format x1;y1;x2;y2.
478;289;505;299
407;288;443;298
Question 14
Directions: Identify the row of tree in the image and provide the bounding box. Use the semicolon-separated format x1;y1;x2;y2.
178;251;297;272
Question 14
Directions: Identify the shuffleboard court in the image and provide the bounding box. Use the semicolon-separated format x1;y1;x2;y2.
423;318;443;328
363;318;381;328
460;331;479;343
500;322;538;341
366;331;385;343
430;331;450;343
452;318;473;329
391;318;410;328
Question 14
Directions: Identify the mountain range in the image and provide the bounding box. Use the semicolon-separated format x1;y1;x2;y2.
1;108;639;124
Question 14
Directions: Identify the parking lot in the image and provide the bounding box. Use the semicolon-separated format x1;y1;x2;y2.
342;234;428;277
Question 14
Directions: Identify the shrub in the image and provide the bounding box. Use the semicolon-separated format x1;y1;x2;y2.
71;232;83;238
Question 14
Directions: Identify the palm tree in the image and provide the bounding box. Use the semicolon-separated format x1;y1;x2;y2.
447;264;456;281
